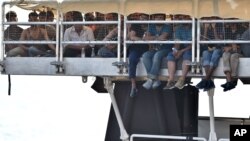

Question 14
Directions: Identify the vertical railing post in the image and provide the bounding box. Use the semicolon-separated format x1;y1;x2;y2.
207;87;217;141
0;1;5;72
191;17;196;73
196;19;201;74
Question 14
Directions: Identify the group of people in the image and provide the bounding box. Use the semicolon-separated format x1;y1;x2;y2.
5;11;56;57
4;10;249;97
127;14;249;97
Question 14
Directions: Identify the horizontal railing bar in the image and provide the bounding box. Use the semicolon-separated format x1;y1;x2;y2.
3;41;56;44
199;40;250;44
126;20;192;24
130;134;207;141
61;21;119;25
199;19;250;23
61;41;118;44
125;40;192;44
3;22;56;25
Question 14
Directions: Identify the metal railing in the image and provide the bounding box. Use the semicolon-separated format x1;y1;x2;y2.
130;134;207;141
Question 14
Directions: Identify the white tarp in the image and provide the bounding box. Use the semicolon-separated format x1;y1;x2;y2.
8;0;250;19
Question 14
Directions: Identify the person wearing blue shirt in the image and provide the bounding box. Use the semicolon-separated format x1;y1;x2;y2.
164;15;192;89
142;13;173;90
196;16;224;91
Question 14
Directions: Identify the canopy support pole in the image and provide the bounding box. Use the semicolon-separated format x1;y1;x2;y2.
104;77;129;141
207;87;217;141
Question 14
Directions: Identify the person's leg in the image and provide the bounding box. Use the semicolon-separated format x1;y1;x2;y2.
142;50;155;73
28;47;44;57
203;49;222;91
7;47;26;57
150;49;170;89
163;52;176;89
181;50;192;79
230;53;240;79
196;50;212;89
221;52;233;90
128;50;141;97
167;52;176;81
142;50;156;89
222;51;231;82
175;50;191;89
64;48;80;57
148;49;169;79
206;49;222;80
222;53;241;92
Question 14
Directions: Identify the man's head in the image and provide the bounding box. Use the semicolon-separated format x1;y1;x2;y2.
151;13;166;27
39;11;47;21
139;13;149;21
46;10;54;21
72;11;83;32
28;11;38;22
5;11;17;22
151;13;166;20
105;13;118;21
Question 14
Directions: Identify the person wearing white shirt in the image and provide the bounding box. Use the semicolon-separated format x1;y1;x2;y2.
63;11;95;57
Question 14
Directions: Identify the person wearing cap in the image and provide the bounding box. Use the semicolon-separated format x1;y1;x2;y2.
142;13;173;90
4;11;23;54
63;11;95;57
7;11;55;57
196;16;224;91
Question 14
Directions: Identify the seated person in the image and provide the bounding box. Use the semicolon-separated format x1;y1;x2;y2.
27;11;57;57
221;43;242;91
63;11;95;57
142;13;173;90
4;11;23;54
7;11;55;57
164;15;192;89
196;16;224;91
127;13;149;97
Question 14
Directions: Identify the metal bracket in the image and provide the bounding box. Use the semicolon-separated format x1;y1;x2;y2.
0;61;5;73
50;61;64;73
112;61;128;74
82;76;88;83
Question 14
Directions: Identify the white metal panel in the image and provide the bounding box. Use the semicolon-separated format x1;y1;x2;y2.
4;57;58;75
11;0;250;19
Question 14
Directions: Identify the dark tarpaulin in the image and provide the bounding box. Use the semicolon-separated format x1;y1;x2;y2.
105;81;199;141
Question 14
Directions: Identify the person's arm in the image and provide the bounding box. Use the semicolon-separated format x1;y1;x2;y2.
103;27;118;41
202;23;209;40
18;29;29;49
129;30;141;41
41;28;56;51
86;27;95;48
63;28;84;51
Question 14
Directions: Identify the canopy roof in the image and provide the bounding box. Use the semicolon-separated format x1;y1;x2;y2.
8;0;250;19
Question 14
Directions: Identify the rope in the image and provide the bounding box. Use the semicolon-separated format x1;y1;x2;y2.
8;74;11;96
